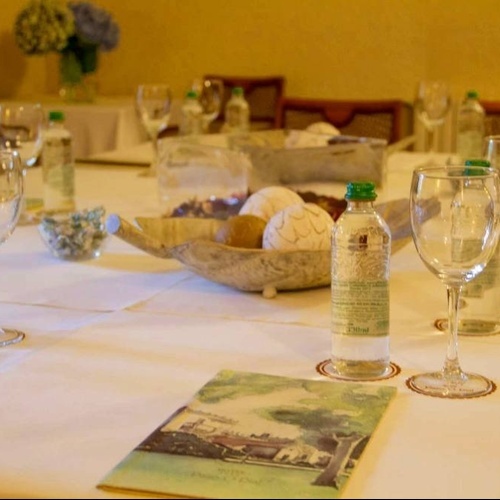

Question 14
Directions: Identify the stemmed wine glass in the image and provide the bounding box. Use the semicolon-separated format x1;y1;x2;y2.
192;78;224;133
0;102;44;169
483;135;500;169
0;102;44;223
414;81;451;160
135;84;172;176
0;149;26;346
408;165;499;398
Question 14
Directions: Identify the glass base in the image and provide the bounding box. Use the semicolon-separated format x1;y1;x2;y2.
0;328;25;347
406;371;496;399
435;318;500;336
59;78;97;103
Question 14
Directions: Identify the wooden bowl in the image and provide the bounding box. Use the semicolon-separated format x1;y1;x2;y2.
106;197;424;298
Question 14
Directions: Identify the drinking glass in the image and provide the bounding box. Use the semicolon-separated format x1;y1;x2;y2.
434;151;500;336
0;103;44;224
414;81;451;158
483;135;500;169
0;149;26;346
0;102;44;169
135;84;172;176
192;78;224;133
408;165;499;398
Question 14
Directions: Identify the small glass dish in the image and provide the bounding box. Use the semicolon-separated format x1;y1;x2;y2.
38;206;107;261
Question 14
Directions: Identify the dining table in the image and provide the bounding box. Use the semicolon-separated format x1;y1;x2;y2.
1;149;500;499
2;96;183;161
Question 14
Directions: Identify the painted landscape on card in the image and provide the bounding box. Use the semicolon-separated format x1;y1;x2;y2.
99;370;396;499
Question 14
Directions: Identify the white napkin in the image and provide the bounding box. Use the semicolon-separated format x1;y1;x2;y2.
284;124;340;149
305;121;341;136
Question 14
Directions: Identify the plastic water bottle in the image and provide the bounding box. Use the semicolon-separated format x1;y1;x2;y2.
330;181;391;379
41;110;75;212
451;160;500;335
179;90;203;136
456;90;485;162
222;86;250;134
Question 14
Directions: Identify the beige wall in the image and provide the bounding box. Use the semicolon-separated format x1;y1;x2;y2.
1;0;499;105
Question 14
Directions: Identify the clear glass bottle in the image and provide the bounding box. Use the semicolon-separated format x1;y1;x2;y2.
330;181;391;379
452;160;500;335
179;90;203;136
221;86;250;134
41;110;75;212
456;90;485;162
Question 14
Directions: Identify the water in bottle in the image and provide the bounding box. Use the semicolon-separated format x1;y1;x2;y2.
451;160;500;336
179;90;203;136
456;90;485;162
221;86;250;134
41;110;75;212
330;182;391;379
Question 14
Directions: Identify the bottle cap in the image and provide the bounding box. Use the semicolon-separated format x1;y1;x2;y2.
345;182;377;201
48;110;64;122
464;159;490;167
232;86;244;96
464;159;490;176
466;90;479;99
186;90;198;99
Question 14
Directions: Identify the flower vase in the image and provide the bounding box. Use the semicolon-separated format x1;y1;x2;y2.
59;44;98;103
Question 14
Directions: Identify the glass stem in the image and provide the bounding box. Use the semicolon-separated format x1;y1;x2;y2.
201;117;210;134
149;133;160;175
427;126;437;155
443;285;466;382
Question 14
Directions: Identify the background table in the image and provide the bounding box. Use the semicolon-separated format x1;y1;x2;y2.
52;97;183;160
1;152;500;499
57;98;146;160
2;96;183;161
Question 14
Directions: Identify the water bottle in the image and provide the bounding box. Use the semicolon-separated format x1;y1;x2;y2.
41;110;75;212
179;90;203;136
456;90;485;162
330;181;391;379
222;86;250;134
452;160;500;335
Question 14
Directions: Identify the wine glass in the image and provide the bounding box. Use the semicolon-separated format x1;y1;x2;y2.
135;84;172;176
192;78;224;133
414;81;451;159
408;165;500;398
434;155;500;337
0;103;44;223
0;149;26;346
0;102;44;169
483;135;500;169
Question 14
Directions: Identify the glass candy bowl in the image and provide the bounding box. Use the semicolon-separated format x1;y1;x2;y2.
38;206;107;261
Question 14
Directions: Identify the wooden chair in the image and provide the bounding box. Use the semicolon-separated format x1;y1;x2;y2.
274;97;414;144
203;75;286;132
481;101;500;136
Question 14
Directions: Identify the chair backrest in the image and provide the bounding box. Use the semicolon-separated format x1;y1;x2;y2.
203;74;286;131
481;101;500;136
275;97;413;144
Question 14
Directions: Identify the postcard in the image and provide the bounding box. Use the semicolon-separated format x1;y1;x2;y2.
98;370;397;499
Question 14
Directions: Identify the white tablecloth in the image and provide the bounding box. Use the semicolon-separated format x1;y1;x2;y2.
57;99;146;160
2;153;500;499
3;97;183;161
